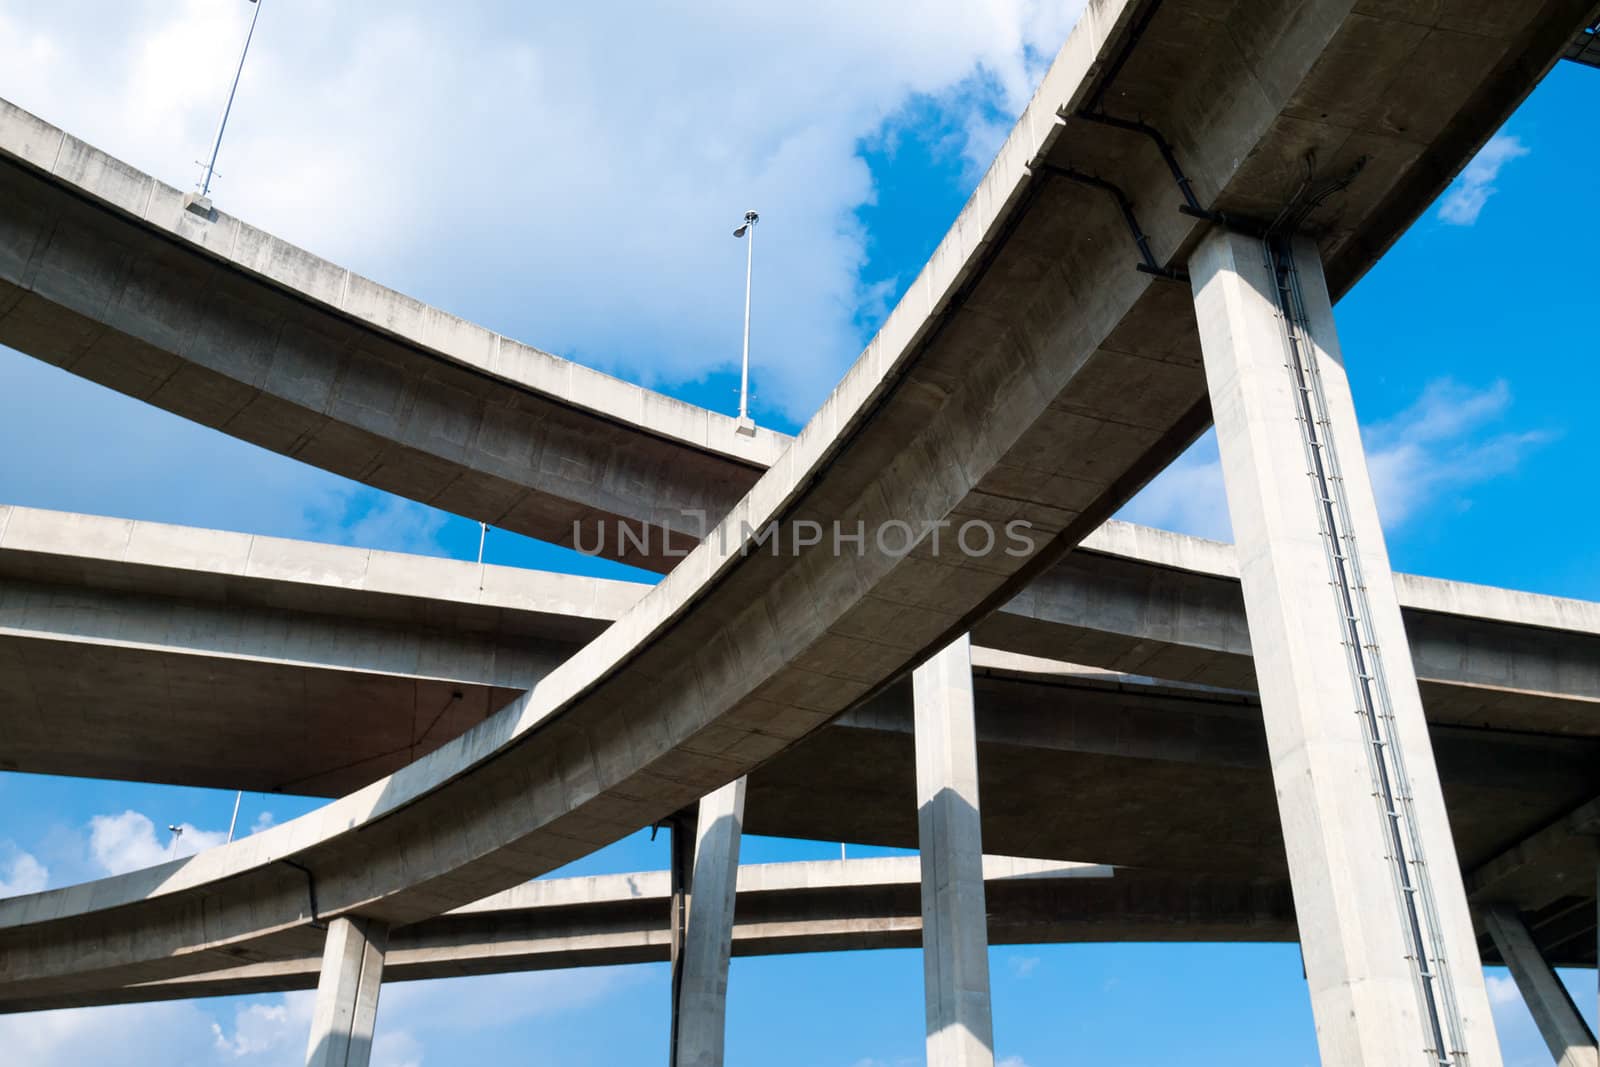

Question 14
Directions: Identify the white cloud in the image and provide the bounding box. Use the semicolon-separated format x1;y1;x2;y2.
1119;378;1546;541
300;488;453;559
0;965;642;1067
88;810;229;876
1363;378;1549;527
210;996;303;1060
1438;134;1529;225
0;845;48;896
998;1057;1032;1067
0;352;451;558
0;0;1084;422
1006;954;1041;979
1485;973;1520;1006
0;997;302;1067
375;966;639;1034
1116;429;1232;542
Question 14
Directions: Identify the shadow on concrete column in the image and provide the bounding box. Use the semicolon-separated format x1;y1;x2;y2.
915;633;994;1067
672;777;746;1067
1190;227;1500;1064
306;915;389;1067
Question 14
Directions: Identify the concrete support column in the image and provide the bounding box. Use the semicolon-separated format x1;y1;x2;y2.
1190;229;1500;1065
664;804;697;1064
672;777;746;1067
914;632;994;1067
1483;908;1598;1066
305;916;389;1067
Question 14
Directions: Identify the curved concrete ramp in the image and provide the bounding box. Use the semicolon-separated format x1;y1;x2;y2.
0;0;1586;574
0;0;1591;1017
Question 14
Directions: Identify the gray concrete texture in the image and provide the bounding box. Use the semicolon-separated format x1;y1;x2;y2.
2;502;1598;978
0;0;1592;1022
10;857;1300;1015
1192;228;1495;1063
4;503;1597;795
0;2;1590;579
305;916;388;1067
914;635;994;1067
673;778;746;1067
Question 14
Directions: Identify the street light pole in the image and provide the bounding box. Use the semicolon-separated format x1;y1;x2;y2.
192;0;264;210
732;210;759;436
226;791;244;843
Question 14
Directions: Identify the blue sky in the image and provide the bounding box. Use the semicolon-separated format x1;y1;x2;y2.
0;2;1596;1063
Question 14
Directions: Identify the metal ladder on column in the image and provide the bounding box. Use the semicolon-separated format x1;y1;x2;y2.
1265;237;1468;1067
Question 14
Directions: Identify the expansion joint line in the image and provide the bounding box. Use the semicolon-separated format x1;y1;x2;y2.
1264;236;1467;1066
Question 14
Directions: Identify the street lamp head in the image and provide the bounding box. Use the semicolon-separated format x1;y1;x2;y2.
733;209;759;238
733;224;748;238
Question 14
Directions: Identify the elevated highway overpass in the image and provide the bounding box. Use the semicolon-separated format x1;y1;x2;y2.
1;0;1591;576
2;504;1598;990
0;857;1294;1015
4;505;1596;795
1;0;1596;1062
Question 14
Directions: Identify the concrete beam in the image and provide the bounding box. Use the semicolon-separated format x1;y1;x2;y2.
0;2;1587;577
1469;795;1600;911
914;634;993;1067
1192;230;1498;1064
5;503;1599;795
0;110;783;572
17;859;1307;1015
306;917;389;1067
984;523;1600;737
1482;908;1597;1067
0;0;1589;1010
673;779;746;1067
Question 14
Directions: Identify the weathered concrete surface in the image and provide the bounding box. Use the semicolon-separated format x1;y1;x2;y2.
1466;795;1600;974
914;635;993;1067
0;0;1591;1009
305;917;388;1067
745;669;1600;945
0;118;783;572
1193;229;1495;1063
4;505;1598;795
982;521;1600;737
0;2;1589;577
6;503;1593;927
673;778;746;1067
3;857;1295;1014
1;506;1597;975
0;505;636;790
1483;908;1598;1067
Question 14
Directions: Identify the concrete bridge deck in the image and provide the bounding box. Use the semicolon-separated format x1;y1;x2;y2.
0;0;1593;1025
0;858;1297;1015
3;504;1596;793
0;0;1589;576
2;503;1598;992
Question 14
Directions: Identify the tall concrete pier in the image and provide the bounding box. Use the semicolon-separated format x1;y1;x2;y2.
673;778;747;1067
1484;908;1598;1067
1191;229;1500;1064
0;0;1596;1061
305;917;389;1067
914;634;994;1067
